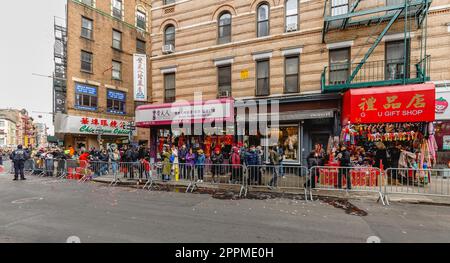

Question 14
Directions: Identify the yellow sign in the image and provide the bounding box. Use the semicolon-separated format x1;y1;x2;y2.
240;70;249;80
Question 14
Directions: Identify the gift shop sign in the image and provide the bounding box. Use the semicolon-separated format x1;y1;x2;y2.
54;114;132;136
342;84;436;124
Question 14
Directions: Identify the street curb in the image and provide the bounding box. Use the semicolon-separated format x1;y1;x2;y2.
90;177;450;206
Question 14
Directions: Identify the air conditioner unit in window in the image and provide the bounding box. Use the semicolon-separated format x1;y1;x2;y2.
162;44;175;54
286;23;298;32
218;90;231;98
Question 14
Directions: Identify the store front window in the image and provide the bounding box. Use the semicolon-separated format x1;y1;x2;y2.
267;125;299;162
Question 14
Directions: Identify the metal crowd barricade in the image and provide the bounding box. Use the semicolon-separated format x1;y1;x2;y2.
245;164;309;200
24;159;35;176
37;158;67;178
186;163;246;196
78;160;110;183
0;160;13;175
142;162;163;190
105;160;156;186
309;166;385;205
32;157;46;176
384;168;450;205
65;159;91;182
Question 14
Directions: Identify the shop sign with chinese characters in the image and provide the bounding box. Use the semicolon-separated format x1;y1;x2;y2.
342;84;436;124
54;114;132;136
133;54;147;101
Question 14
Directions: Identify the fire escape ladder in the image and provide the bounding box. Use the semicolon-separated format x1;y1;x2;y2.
347;8;403;84
341;0;362;30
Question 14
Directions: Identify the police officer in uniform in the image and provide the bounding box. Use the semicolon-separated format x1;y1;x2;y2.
10;145;29;181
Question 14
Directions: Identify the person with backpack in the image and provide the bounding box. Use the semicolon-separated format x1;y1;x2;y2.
10;145;30;181
245;146;259;185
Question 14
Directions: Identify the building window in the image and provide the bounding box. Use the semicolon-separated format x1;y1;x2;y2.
81;17;93;39
107;89;126;114
136;10;147;30
112;0;123;19
218;65;232;98
0;121;5;128
329;48;350;85
164;73;176;103
80;0;94;6
256;60;270;96
81;50;93;72
218;12;232;44
285;0;298;32
331;0;348;16
75;83;98;111
112;61;122;80
257;3;270;37
112;30;122;50
136;39;146;54
164;25;175;48
285;56;299;93
268;125;299;161
385;40;410;80
164;0;175;5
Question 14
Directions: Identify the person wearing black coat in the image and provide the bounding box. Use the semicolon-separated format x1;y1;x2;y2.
210;149;223;183
374;142;388;170
337;145;352;190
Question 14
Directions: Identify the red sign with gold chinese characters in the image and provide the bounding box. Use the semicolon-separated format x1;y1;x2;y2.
342;84;436;124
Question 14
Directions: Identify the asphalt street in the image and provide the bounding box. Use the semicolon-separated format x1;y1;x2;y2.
1;172;450;243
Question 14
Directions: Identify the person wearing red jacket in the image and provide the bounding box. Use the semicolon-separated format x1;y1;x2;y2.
79;151;90;169
230;146;241;184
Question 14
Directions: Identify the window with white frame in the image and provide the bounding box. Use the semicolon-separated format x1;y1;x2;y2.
257;3;270;37
80;0;94;7
164;0;176;5
136;10;147;30
164;25;175;48
112;0;123;20
218;12;232;44
331;0;348;16
112;61;122;80
112;30;122;50
285;0;298;32
81;50;93;72
81;16;93;39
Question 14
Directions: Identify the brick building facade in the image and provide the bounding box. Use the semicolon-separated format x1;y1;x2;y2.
55;0;152;150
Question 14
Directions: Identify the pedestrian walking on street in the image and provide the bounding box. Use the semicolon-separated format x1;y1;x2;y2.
10;145;29;181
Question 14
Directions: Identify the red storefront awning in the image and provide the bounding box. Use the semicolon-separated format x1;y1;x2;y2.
342;83;436;125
